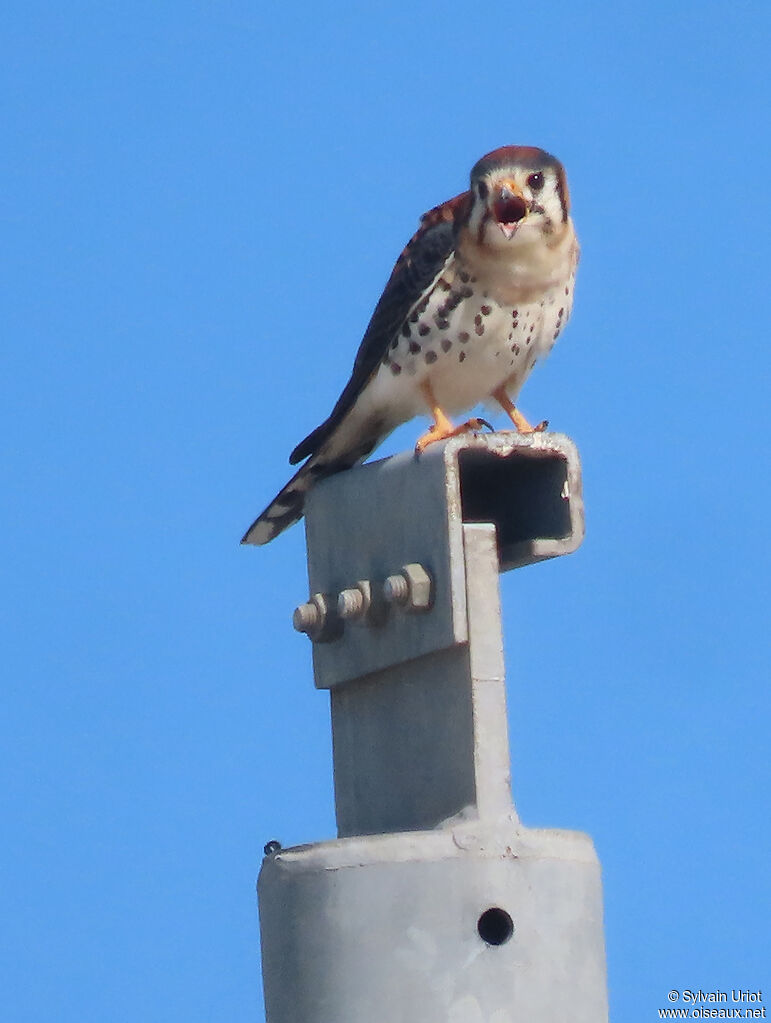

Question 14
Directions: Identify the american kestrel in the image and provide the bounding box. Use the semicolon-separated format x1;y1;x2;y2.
243;145;578;545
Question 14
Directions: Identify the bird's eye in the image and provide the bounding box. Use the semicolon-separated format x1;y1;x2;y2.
477;180;489;200
527;172;544;192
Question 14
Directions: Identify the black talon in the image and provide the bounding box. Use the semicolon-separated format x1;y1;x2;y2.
471;417;494;432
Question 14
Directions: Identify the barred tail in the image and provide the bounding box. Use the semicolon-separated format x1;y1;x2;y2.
241;421;387;546
240;457;320;546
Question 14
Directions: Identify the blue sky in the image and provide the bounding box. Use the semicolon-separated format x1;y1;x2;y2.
2;1;769;1020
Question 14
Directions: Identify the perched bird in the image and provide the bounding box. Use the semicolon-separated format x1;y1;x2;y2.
243;145;578;546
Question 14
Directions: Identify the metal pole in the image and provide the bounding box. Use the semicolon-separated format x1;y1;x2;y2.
257;432;608;1022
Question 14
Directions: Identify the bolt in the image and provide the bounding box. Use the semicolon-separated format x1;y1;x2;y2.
293;602;320;633
338;587;366;620
291;593;344;642
383;574;409;605
383;564;433;612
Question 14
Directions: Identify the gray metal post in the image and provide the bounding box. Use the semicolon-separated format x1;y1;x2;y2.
257;432;608;1022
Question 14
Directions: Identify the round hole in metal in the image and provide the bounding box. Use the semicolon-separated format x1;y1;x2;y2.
477;907;514;946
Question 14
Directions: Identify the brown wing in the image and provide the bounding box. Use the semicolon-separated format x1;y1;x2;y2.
289;191;471;465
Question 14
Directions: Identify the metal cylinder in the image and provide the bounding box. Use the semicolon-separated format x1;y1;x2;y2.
258;821;607;1022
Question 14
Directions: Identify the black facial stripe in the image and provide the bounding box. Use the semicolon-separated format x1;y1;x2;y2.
555;167;569;222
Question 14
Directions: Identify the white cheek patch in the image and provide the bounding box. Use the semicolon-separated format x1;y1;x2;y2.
543;184;566;223
528;174;564;223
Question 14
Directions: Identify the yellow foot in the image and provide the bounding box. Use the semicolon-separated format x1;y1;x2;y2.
414;417;493;455
491;386;548;434
512;417;549;434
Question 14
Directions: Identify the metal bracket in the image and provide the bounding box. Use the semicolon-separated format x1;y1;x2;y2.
301;431;584;689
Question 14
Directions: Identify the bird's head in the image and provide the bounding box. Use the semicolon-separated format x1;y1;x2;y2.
467;146;571;250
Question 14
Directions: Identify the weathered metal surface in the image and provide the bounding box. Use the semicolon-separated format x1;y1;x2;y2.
331;644;478;836
258;821;609;1023
330;523;511;837
463;524;511;823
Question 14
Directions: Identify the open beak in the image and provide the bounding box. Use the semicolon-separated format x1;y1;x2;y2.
493;179;528;238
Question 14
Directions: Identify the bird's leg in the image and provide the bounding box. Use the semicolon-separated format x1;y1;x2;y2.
414;380;493;454
492;386;548;433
